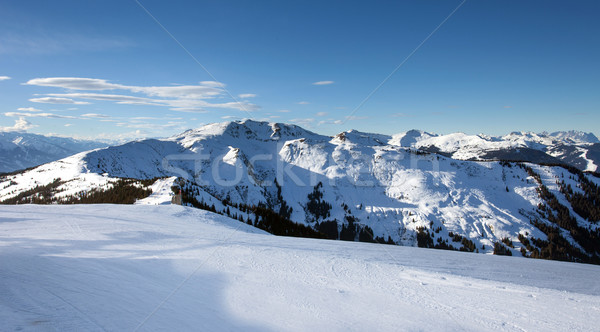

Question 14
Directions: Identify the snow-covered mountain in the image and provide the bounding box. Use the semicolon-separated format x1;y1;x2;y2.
0;132;107;173
390;130;600;172
549;130;600;144
2;204;599;331
1;120;599;264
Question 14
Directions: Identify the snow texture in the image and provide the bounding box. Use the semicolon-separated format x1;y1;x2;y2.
1;204;599;331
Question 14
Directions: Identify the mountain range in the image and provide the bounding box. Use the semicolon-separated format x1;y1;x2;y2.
0;132;107;173
390;129;599;172
1;120;599;264
2;126;597;174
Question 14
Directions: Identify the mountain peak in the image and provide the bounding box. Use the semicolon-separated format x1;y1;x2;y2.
169;120;326;149
389;129;436;147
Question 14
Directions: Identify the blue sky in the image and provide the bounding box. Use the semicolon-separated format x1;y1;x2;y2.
0;0;598;140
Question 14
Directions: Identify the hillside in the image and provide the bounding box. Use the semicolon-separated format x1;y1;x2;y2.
1;204;599;331
1;120;599;264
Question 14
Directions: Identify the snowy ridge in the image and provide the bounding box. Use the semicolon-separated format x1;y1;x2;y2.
1;120;599;262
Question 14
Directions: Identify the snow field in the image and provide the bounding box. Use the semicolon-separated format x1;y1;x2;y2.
1;204;599;331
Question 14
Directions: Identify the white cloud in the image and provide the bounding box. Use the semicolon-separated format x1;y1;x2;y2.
30;97;90;104
168;108;209;114
278;109;291;113
238;93;257;98
4;112;77;119
130;117;160;120
289;118;315;127
25;77;260;113
81;113;111;119
298;101;310;105
64;123;73;127
17;107;43;112
316;112;328;117
312;81;334;85
0;76;10;81
46;92;162;105
0;117;36;132
221;115;238;119
26;77;224;99
25;77;121;90
317;119;343;126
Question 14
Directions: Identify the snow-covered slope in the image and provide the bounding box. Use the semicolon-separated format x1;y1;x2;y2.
0;132;107;173
1;120;599;263
1;204;599;331
389;130;600;172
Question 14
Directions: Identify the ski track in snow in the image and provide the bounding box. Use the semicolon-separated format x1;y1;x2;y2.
1;204;599;331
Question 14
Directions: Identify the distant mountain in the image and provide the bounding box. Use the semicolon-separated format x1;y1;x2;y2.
390;130;600;172
2;120;599;265
549;130;600;144
0;132;107;173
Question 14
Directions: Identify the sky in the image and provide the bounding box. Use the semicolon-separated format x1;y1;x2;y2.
0;0;598;141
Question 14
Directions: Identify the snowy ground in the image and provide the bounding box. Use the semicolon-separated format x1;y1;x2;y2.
1;205;599;331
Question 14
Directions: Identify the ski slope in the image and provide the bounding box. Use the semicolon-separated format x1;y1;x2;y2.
1;204;599;331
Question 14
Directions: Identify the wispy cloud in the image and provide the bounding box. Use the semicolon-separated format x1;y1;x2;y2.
289;118;315;127
317;119;343;126
45;92;162;105
312;81;334;85
345;115;368;121
17;107;43;112
4;111;77;119
0;117;36;132
0;76;11;81
238;93;256;98
278;109;291;113
25;77;259;112
297;101;310;105
316;112;328;117
30;97;90;104
81;113;111;119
